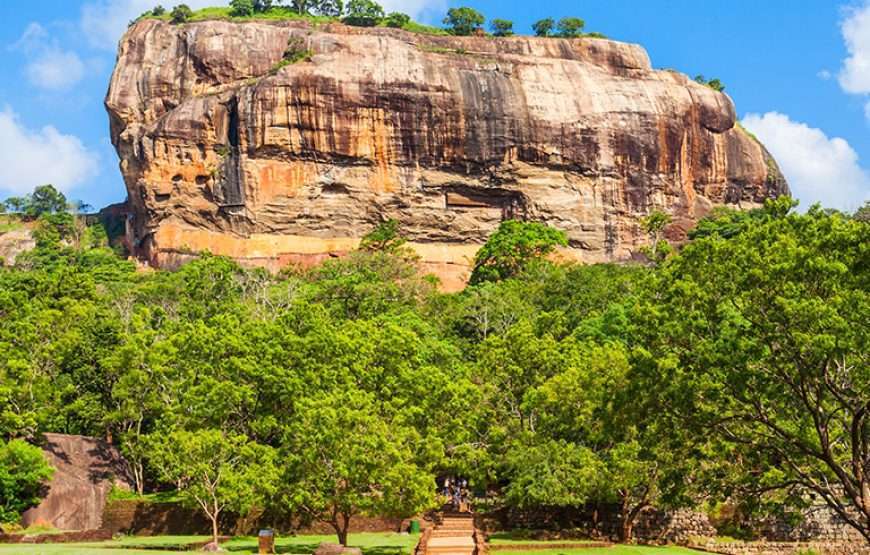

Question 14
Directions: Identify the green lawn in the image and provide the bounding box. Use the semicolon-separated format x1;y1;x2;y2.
496;548;703;555
0;532;419;555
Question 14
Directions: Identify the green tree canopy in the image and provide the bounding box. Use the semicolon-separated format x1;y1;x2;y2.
145;430;278;547
443;7;484;36
557;17;585;38
490;19;514;37
343;0;383;26
282;392;435;545
532;17;555;37
470;220;568;285
170;4;193;23
0;439;54;523
642;201;870;540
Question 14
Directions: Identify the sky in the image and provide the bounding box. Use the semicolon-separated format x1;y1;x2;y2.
0;0;868;212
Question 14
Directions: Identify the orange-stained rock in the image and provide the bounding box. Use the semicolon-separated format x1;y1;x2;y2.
106;19;787;284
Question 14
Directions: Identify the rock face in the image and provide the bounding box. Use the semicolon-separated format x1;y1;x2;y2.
22;433;134;531
106;19;787;289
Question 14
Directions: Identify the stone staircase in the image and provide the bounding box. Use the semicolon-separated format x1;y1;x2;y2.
418;511;480;555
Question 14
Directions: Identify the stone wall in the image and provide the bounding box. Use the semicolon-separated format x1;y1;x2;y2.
476;504;715;542
758;504;865;543
689;539;870;555
101;499;408;536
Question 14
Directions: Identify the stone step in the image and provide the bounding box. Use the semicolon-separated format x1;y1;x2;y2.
431;530;473;537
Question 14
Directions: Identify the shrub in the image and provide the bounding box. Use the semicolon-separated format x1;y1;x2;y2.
230;0;255;17
557;17;585;38
383;11;410;28
170;4;193;23
0;439;55;524
151;5;166;16
532;17;554;37
343;0;383;26
490;18;513;37
694;74;726;92
443;7;484;36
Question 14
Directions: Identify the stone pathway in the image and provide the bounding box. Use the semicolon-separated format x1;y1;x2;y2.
424;511;477;555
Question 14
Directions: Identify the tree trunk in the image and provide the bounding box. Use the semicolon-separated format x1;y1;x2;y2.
336;513;351;546
211;514;219;546
620;517;634;543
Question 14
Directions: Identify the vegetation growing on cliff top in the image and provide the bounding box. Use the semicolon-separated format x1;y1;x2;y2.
1;187;868;543
135;3;605;39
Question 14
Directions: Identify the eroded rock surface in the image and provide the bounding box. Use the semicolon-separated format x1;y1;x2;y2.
107;19;787;288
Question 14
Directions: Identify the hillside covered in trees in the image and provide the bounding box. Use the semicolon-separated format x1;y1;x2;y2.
1;187;868;546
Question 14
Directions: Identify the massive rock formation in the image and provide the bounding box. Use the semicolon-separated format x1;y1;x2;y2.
106;19;787;289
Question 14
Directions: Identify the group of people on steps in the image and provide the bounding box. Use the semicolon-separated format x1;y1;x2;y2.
441;476;471;512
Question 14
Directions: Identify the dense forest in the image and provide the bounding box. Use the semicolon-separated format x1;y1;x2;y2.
0;189;868;545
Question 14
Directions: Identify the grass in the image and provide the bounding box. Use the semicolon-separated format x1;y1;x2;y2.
495;548;704;555
0;532;420;555
0;215;25;233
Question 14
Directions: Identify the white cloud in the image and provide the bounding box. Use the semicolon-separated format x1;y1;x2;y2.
80;0;223;50
11;23;86;90
838;2;870;120
11;22;48;52
817;69;832;80
380;0;447;20
839;2;870;93
26;49;86;90
741;112;869;212
0;107;99;195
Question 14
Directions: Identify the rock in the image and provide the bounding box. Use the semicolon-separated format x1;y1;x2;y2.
21;433;135;531
0;227;35;266
314;542;363;555
201;541;225;552
106;19;788;289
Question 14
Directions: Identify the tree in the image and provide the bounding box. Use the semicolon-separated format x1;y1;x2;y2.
528;341;699;541
230;0;255;16
443;7;484;36
383;11;409;28
853;201;870;223
145;430;278;548
639;209;672;264
644;201;870;541
253;0;275;11
342;0;383;26
470;220;568;285
170;4;193;23
532;17;554;37
0;439;54;523
283;392;435;545
358;219;406;253
490;19;514;37
313;0;343;17
3;197;27;214
151;5;166;16
556;17;585;38
504;438;603;508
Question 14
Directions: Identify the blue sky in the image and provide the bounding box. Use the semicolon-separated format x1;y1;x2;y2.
0;0;868;211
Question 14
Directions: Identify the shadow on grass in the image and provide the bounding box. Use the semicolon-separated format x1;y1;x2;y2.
222;543;409;555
